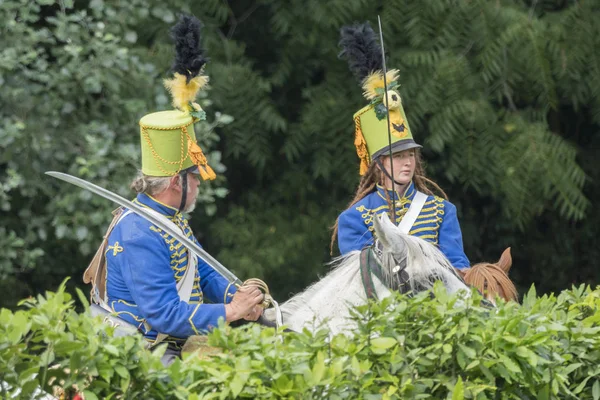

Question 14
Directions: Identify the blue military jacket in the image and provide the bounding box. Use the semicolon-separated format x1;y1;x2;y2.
105;193;236;342
338;182;470;269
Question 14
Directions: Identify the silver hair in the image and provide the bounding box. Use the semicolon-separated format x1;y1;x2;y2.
129;171;171;196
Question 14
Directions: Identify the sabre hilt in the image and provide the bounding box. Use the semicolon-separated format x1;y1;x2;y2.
241;278;273;309
227;278;274;309
227;278;284;329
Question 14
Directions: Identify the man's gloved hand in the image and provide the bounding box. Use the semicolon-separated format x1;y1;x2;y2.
225;285;264;322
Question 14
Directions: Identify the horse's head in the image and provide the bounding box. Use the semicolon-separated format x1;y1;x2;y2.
463;248;518;303
264;212;471;335
371;212;469;296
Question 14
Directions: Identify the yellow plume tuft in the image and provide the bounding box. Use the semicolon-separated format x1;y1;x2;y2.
163;73;209;111
361;69;399;100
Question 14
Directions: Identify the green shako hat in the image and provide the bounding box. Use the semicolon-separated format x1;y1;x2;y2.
339;22;421;175
139;15;215;180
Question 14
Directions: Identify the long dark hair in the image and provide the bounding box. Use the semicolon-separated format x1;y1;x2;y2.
329;149;447;254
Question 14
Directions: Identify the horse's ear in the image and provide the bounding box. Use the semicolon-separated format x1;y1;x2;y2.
497;247;512;273
372;213;392;248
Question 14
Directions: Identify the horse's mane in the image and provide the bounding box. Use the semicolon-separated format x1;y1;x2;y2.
267;214;473;332
464;262;518;302
374;216;467;296
279;251;362;318
281;230;468;319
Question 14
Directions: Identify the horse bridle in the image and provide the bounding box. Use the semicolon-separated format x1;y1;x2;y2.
365;243;497;308
360;243;411;300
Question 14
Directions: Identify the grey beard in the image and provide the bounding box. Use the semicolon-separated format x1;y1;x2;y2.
184;187;199;213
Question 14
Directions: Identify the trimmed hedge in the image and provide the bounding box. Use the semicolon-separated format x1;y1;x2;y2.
1;281;600;399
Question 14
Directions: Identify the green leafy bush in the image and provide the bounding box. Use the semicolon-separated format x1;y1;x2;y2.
2;281;600;399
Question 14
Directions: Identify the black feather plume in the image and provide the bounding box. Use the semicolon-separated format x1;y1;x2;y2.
338;22;383;82
170;14;208;83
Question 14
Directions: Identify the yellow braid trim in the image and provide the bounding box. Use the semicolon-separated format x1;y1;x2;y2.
184;127;216;181
139;120;194;131
140;125;187;176
140;120;216;179
353;108;371;175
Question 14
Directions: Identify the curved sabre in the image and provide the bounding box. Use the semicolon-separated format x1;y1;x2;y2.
377;15;398;223
45;171;243;286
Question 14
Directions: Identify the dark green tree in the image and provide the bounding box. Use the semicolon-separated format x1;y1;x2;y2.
0;0;230;306
200;0;598;299
1;0;598;306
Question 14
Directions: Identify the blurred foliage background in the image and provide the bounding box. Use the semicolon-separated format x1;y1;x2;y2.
1;0;599;308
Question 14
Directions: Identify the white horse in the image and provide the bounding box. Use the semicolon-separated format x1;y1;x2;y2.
264;213;470;335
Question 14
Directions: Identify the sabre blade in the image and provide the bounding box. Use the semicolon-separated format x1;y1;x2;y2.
377;15;397;224
45;171;242;286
